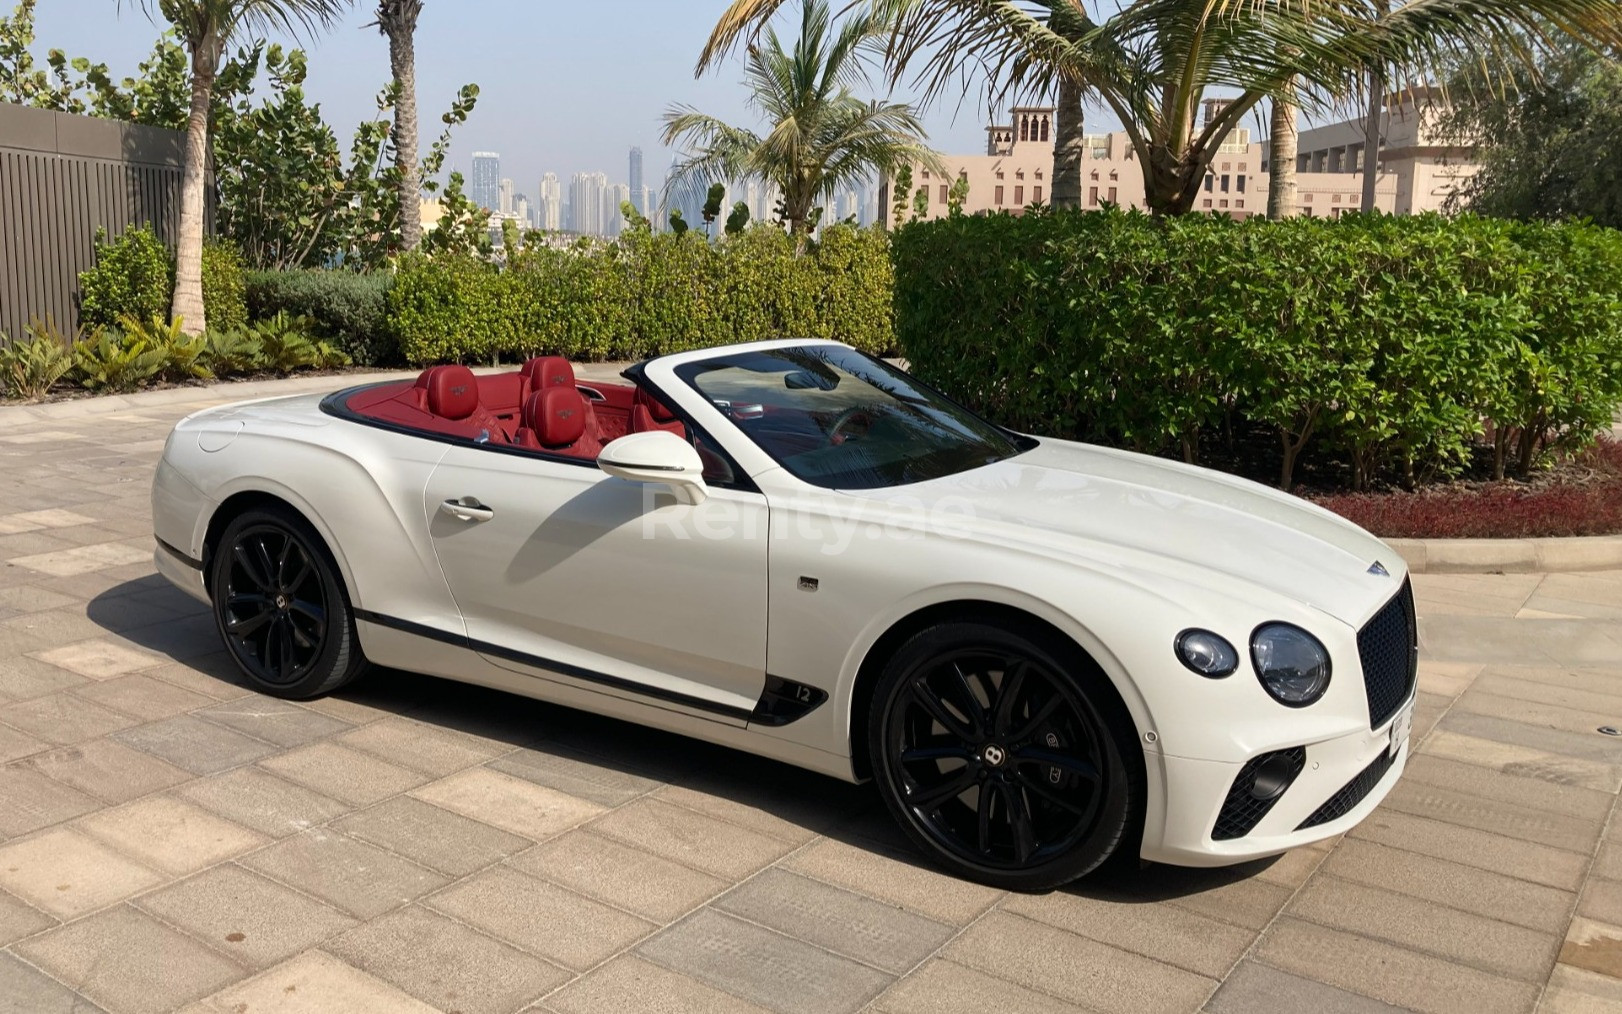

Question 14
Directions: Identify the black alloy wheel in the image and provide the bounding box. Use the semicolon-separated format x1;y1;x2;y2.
870;621;1136;890
210;507;367;699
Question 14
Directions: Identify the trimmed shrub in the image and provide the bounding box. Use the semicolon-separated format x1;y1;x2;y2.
892;208;1622;489
386;224;894;366
245;269;395;365
201;242;249;335
78;225;172;328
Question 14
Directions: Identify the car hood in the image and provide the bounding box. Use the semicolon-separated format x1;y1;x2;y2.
840;437;1403;626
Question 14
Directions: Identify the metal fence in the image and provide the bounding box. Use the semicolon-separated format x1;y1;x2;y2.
0;102;204;343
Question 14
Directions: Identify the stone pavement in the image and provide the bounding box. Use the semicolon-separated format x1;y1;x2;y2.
2;377;1622;1014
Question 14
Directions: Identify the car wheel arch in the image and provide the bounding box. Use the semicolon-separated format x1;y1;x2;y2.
201;488;356;607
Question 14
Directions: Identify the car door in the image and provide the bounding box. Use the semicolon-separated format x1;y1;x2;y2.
421;444;769;724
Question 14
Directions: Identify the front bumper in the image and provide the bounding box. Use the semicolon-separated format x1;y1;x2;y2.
1142;698;1411;867
154;540;209;605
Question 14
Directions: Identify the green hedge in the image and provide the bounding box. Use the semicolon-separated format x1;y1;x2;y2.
892;209;1622;488
387;224;894;365
246;269;395;366
76;226;247;335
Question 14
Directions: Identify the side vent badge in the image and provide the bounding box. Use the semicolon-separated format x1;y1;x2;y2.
1367;561;1390;577
797;576;819;592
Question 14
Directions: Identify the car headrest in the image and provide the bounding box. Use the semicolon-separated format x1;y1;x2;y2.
634;386;677;422
424;365;479;421
522;356;574;392
524;388;587;447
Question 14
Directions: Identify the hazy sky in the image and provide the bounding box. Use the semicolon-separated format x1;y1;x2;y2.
28;0;1062;199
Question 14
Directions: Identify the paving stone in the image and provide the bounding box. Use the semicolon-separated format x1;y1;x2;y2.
176;766;351;838
1003;881;1255;979
427;864;655;970
136;864;357;969
77;796;265;876
1415;729;1621;794
29;639;163;680
716;868;954;975
0;763;101;836
1440;710;1622;766
1543;962;1622;1012
258;741;426;807
943;909;1216;1014
783;837;1001;926
337;716;507;776
0;884;54;946
1324;838;1573;934
1560;917;1622;981
0;692;136;745
240;829;448;919
487;744;663;806
193;950;440;1014
1406;753;1616;822
510;829;728;923
9;543;150;577
0;656;90;700
0;584;79;615
1595;842;1622;883
332;795;529;876
410;766;605;841
0;950;106;1013
1255;917;1539;1014
640;908;893;1014
193;698;350;748
1206;960;1402;1013
70;673;214;722
1579;880;1622;926
141;659;254;702
871;959;1082;1014
16;905;247;1014
587;797;793;880
1121;863;1296;933
1350;808;1589;891
0;720;46;763
1381;778;1602;854
1290;874;1559;982
654;777;850;844
326;904;568;1014
113;713;277;774
545;954;775;1014
22;738;189;804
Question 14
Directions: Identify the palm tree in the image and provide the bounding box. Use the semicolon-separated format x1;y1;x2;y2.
129;0;349;332
666;0;940;237
372;0;423;251
702;0;1622;218
1267;90;1298;220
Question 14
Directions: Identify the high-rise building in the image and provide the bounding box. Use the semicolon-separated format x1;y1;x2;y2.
514;194;530;228
628;147;645;216
536;173;561;231
568;171;609;235
470;152;501;212
605;183;631;236
498;178;514;216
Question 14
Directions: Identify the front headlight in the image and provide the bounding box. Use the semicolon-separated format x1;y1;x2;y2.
1251;623;1331;706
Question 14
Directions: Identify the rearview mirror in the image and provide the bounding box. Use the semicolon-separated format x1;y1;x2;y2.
596;430;708;505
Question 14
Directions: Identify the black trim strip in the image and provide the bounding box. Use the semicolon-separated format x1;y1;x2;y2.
156;537;203;570
352;608;761;723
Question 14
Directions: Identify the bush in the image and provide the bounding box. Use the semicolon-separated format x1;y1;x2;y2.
246;269;395;365
892;208;1622;490
201;242;249;335
78;225;172;328
386;224;894;366
0;319;77;400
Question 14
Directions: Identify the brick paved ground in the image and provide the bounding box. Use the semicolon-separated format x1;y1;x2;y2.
2;376;1622;1013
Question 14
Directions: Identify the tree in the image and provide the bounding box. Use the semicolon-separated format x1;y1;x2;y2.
1445;42;1622;229
725;200;751;235
668;207;690;235
701;181;726;235
1267;92;1298;220
667;0;939;237
371;0;423;251
702;0;1622;217
126;0;351;333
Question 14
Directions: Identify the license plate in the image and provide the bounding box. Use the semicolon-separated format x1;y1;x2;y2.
1388;702;1413;759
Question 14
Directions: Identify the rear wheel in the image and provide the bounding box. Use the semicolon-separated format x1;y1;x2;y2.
210;506;367;699
868;620;1137;890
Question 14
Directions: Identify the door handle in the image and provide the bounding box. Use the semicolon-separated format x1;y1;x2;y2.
439;498;494;522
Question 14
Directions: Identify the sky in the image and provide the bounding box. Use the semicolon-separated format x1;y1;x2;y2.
26;0;1071;200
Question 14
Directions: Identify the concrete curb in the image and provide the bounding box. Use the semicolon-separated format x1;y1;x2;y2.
1388;536;1622;575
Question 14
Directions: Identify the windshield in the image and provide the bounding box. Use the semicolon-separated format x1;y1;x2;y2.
674;346;1026;489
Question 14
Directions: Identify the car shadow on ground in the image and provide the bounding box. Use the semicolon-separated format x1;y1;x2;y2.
89;578;1281;900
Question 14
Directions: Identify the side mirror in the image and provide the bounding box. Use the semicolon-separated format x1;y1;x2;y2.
597;430;708;505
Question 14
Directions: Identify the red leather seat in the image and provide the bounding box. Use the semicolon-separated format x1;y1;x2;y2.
630;387;686;438
521;356;576;395
514;387;603;458
418;364;508;442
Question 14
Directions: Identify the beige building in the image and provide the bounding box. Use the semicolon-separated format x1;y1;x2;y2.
897;89;1477;223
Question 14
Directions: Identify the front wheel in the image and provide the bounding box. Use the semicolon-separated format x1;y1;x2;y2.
210;506;368;699
868;620;1138;891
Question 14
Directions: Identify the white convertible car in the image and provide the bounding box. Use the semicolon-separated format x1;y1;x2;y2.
152;339;1416;889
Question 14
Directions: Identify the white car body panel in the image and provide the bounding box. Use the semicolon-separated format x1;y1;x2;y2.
152;339;1414;866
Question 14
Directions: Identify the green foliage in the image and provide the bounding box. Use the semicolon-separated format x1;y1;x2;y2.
946;175;970;217
118;313;214;382
0;317;75;400
725;201;751;236
70;327;167;392
251;311;350;371
201;241;248;335
78;226;172;329
702;183;726;229
387;224;894;365
244;269;395;365
201;326;261;376
668;208;690;236
893;208;1622;490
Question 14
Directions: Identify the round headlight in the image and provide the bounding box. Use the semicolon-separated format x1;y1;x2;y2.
1175;629;1239;678
1250;623;1331;706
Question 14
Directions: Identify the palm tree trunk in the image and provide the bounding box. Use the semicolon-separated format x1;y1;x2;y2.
1050;78;1084;208
1361;64;1383;211
381;1;424;252
1268;87;1298;220
171;35;217;334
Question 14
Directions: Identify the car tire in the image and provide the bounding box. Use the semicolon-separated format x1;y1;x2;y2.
868;619;1139;891
210;506;368;699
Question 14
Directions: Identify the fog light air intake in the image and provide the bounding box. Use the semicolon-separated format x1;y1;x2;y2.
1211;746;1307;841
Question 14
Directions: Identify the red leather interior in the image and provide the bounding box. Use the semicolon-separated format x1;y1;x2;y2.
631;388;687;437
423;365;478;420
515;388;602;457
522;356;575;392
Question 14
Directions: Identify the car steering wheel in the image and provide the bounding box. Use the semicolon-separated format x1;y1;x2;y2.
825;407;873;446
